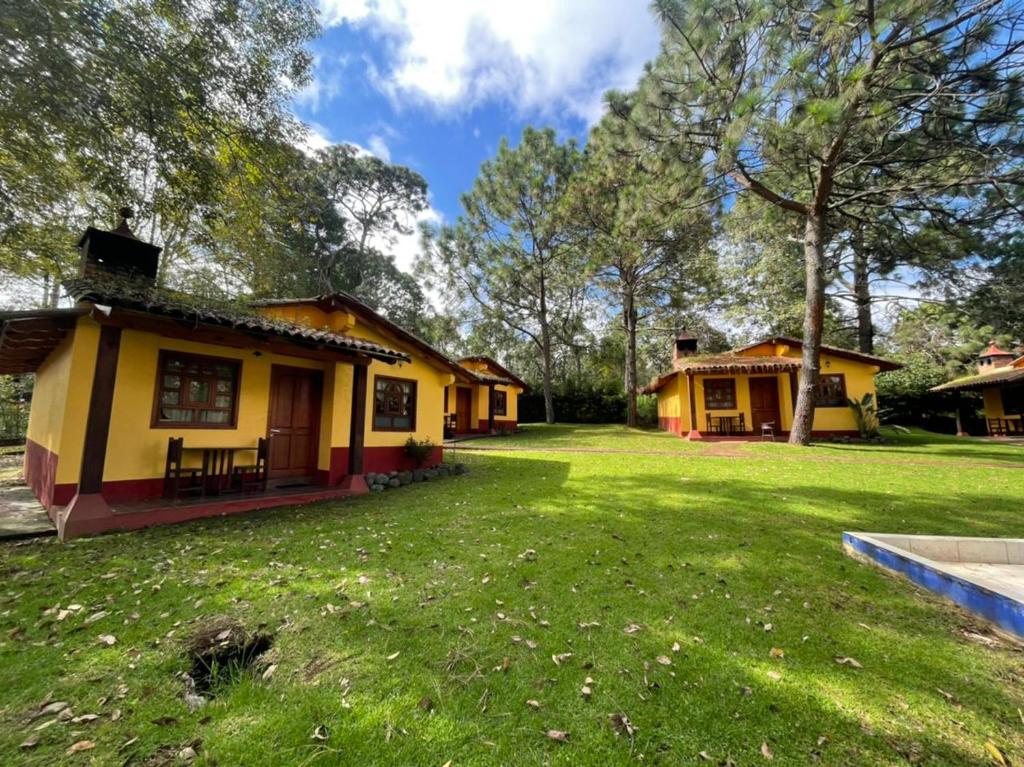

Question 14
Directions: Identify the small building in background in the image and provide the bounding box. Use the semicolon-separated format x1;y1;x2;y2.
444;356;529;436
930;343;1024;436
643;334;901;439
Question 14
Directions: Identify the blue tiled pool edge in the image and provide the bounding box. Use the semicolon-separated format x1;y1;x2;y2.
842;532;1024;640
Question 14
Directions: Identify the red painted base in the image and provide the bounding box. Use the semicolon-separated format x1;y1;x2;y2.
340;474;368;493
24;439;59;508
58;493;114;540
686;430;703;441
56;485;368;540
658;416;682;435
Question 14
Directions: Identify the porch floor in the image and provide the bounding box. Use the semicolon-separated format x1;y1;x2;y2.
0;484;56;541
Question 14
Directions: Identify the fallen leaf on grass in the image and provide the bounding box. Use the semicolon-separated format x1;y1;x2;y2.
387;651;400;661
609;713;636;739
623;623;642;635
262;664;278;681
67;741;95;754
761;741;774;760
70;714;99;723
20;736;38;750
985;740;1009;766
672;641;681;653
97;634;117;646
769;647;785;659
526;699;541;710
311;724;329;741
551;653;573;666
580;685;592;699
656;655;672;666
766;671;782;682
546;729;569;743
835;656;862;669
418;696;434;712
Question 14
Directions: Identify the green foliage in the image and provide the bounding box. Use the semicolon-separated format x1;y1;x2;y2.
0;0;320;303
0;374;31;442
421;127;585;422
848;392;880;438
403;437;435;469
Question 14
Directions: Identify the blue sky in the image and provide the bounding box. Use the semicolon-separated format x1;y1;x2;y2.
291;0;662;272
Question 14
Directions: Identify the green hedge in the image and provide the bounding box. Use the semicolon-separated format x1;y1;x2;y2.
518;390;659;426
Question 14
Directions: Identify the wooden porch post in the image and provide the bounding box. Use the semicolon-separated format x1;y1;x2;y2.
686;371;702;441
788;369;798;432
487;384;496;434
342;363;369;493
59;325;122;539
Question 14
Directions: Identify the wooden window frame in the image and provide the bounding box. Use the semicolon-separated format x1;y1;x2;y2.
493;389;507;416
372;375;418;432
816;373;848;408
703;378;737;410
151;350;241;429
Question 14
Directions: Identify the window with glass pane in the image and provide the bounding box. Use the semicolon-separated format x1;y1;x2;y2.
703;378;736;410
494;389;507;415
154;351;240;428
373;376;417;431
816;374;847;407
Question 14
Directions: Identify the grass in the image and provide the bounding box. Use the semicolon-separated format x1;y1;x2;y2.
1;425;1022;766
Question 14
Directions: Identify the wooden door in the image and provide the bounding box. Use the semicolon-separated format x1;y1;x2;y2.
267;366;322;478
456;388;472;433
748;377;781;434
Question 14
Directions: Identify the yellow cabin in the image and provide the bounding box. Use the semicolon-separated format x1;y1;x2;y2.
930;344;1024;436
0;217;525;538
444;356;529;436
643;334;901;439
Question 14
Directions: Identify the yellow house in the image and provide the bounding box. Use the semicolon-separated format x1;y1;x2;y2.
0;216;477;538
444;356;529;435
930;343;1024;436
643;334;901;439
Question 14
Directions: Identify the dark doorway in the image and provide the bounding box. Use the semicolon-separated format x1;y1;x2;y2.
749;377;781;434
267;366;322;478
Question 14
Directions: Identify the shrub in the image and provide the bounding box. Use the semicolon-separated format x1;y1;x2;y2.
403;437;435;468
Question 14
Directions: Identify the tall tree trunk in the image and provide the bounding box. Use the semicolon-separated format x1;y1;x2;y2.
790;212;826;445
852;239;873;354
40;273;51;309
539;272;556;424
623;287;638;428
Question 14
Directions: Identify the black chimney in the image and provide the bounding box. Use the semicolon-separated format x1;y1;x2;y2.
77;207;162;282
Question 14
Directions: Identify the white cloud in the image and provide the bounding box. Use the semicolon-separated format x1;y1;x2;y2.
294;54;349;113
298;122;334;154
316;0;660;124
366;134;392;162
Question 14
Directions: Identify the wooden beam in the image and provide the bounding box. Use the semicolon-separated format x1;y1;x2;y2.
788;369;799;414
347;364;368;476
686;371;701;440
487;384;496;434
78;326;122;494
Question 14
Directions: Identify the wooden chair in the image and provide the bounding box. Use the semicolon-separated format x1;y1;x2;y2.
761;421;776;441
232;437;268;494
987;418;1007;436
164;437;203;500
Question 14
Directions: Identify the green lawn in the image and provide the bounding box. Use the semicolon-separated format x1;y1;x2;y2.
2;426;1023;766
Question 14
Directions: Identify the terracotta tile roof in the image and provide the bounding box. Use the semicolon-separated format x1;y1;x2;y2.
251;293;472;380
930;366;1024;392
457;355;531;391
63;277;410;364
979;343;1014;358
675;353;802;374
735;336;902;372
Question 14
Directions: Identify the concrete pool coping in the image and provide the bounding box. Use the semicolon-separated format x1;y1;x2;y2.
843;532;1024;640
